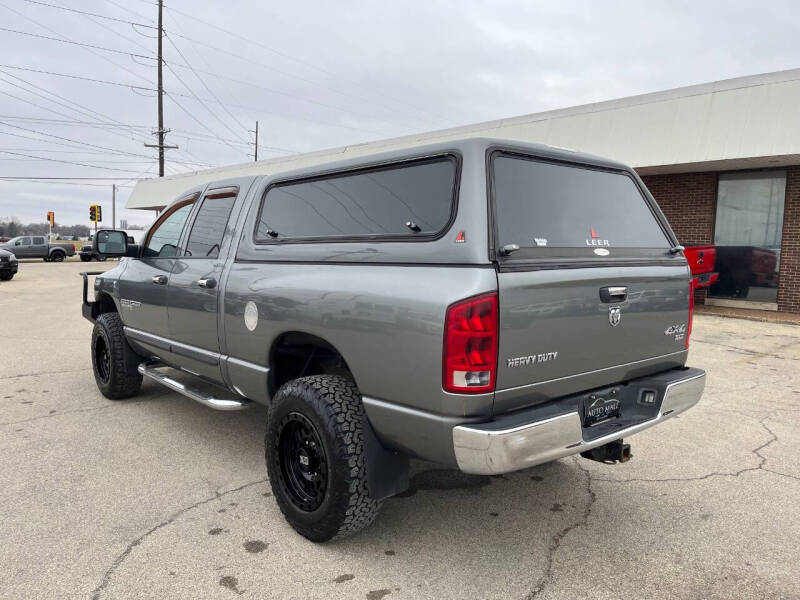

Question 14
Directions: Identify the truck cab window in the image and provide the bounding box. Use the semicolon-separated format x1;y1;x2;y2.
184;193;237;258
143;202;194;258
33;237;45;245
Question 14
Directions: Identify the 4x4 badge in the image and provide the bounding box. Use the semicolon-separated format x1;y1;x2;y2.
609;306;621;327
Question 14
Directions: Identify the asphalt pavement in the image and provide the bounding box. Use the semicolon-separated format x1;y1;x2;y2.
1;261;798;599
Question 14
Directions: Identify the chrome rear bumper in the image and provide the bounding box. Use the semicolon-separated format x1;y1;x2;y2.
452;369;705;475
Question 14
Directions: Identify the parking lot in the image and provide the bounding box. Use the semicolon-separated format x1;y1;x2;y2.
1;261;798;600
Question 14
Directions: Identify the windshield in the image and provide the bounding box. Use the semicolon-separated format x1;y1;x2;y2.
492;153;670;256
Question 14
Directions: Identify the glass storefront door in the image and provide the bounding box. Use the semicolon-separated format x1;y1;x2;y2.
710;170;786;303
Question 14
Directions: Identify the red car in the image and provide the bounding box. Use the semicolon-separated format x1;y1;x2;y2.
684;245;719;288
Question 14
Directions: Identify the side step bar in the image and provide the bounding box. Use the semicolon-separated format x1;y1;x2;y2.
138;362;252;411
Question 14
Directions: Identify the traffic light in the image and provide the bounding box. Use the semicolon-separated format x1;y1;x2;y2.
96;205;102;222
89;205;97;222
46;211;54;227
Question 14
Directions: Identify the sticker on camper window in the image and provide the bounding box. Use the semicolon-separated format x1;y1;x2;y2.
533;237;548;247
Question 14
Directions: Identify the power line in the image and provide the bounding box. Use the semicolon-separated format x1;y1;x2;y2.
0;0;156;88
163;65;248;156
0;64;158;91
0;120;214;167
162;29;423;131
0;150;154;173
0;115;253;149
0;179;138;187
164;32;249;139
0;176;145;180
0;119;157;160
1;2;211;170
0;26;157;60
162;4;458;129
0;71;195;165
19;0;157;29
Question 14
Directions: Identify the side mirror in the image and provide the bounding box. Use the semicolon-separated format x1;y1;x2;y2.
94;230;128;257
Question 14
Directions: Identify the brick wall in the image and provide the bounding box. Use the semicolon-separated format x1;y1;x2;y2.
639;172;717;245
778;167;800;313
639;171;717;303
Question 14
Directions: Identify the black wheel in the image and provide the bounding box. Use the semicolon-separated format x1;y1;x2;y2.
0;272;13;281
266;375;380;542
91;312;142;400
51;251;65;262
43;257;50;262
80;255;91;262
97;254;107;262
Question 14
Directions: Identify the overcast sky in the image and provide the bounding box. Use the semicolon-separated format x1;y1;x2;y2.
1;0;798;228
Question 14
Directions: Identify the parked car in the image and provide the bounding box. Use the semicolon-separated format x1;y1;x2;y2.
1;236;75;261
79;234;107;262
0;247;18;280
711;245;778;298
80;137;705;542
684;244;719;288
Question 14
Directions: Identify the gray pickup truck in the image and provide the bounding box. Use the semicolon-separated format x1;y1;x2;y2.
2;236;76;261
81;137;705;542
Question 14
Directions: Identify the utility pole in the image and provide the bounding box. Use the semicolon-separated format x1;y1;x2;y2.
249;120;259;161
112;184;116;229
144;0;178;175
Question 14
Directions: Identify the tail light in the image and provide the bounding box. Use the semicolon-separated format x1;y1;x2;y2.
686;277;696;349
443;292;498;394
71;244;76;251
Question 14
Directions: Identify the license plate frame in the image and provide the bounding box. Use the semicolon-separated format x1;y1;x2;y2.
582;390;621;427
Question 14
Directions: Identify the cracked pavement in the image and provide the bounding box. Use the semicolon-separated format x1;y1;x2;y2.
1;262;799;599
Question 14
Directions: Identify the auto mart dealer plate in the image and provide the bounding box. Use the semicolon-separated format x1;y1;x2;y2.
583;389;621;427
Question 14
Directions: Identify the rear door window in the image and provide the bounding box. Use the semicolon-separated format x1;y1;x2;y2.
255;156;457;242
492;153;670;257
185;189;238;258
33;237;45;245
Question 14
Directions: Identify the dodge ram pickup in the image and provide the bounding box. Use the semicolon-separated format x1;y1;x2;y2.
2;236;75;261
81;137;705;542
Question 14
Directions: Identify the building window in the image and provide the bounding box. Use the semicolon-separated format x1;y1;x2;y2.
710;170;786;303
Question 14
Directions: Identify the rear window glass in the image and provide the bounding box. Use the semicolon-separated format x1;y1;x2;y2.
185;194;237;258
492;155;669;253
255;157;456;241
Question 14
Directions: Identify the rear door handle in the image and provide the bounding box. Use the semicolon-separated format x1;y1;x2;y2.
152;275;168;285
599;286;627;303
197;277;217;289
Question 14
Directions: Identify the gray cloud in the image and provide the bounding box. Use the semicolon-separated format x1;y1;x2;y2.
1;0;798;227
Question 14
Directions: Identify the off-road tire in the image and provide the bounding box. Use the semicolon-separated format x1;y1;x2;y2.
97;254;107;262
0;272;14;281
79;255;91;262
51;251;65;262
266;375;381;542
91;312;142;400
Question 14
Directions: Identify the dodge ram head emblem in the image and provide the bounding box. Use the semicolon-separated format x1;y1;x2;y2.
608;306;622;327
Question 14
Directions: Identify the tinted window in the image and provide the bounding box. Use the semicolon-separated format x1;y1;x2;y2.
32;237;45;244
144;202;194;257
493;155;669;253
255;157;456;241
185;194;237;258
16;237;31;246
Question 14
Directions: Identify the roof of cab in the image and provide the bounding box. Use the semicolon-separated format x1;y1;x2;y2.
127;136;631;211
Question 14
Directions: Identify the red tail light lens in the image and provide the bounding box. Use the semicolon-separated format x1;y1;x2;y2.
687;277;695;349
443;292;498;394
